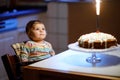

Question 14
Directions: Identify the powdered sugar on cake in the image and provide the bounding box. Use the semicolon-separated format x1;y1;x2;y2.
78;32;116;43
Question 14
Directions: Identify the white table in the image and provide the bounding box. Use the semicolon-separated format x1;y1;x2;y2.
23;47;120;80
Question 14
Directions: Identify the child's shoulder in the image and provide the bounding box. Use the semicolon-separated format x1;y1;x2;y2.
44;41;51;44
44;41;52;46
24;41;36;47
25;41;34;44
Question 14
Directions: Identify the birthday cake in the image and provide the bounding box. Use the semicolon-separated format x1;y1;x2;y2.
78;32;117;49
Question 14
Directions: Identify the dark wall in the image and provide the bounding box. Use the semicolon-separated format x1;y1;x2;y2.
68;1;120;44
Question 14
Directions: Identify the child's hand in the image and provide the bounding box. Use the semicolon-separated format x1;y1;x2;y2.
50;50;55;56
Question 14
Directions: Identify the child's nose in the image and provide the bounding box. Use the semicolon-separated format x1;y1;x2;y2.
40;29;43;32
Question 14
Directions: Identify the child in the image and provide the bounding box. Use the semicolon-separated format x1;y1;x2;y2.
20;20;55;62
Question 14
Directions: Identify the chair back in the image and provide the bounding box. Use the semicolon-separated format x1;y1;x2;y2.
1;54;22;80
11;42;25;56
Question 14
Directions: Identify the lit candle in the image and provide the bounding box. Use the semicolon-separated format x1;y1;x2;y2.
96;0;101;15
95;0;101;32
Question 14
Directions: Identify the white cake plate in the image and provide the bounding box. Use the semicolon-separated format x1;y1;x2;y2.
68;42;120;53
68;42;120;65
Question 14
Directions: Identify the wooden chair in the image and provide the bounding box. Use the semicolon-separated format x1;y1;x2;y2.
1;42;39;80
1;54;23;80
1;54;38;80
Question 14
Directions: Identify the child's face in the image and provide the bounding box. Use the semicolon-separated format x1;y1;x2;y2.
29;23;47;41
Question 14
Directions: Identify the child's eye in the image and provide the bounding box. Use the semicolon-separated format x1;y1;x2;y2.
42;28;45;30
37;28;39;30
35;28;39;30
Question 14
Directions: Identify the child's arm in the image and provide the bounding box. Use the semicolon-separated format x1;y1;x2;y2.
47;42;55;56
20;51;29;62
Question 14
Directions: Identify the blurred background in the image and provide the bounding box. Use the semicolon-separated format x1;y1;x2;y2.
0;0;120;80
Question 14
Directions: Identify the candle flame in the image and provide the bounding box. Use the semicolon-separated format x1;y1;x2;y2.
96;0;101;15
